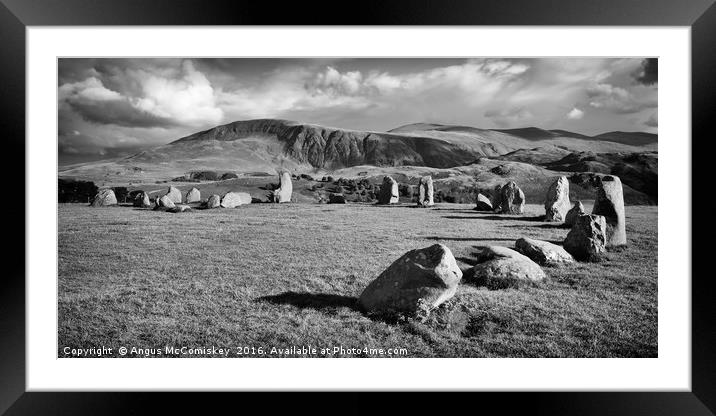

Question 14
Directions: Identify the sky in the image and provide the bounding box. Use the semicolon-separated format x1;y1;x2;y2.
58;57;657;165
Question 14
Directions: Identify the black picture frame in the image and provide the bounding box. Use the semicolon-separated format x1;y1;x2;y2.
1;0;711;414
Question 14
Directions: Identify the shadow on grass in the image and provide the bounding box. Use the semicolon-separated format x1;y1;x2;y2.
422;236;516;242
256;291;359;311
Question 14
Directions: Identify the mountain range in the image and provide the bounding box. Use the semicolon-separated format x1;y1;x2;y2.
58;119;658;204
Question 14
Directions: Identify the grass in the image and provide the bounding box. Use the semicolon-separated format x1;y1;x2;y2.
58;202;657;358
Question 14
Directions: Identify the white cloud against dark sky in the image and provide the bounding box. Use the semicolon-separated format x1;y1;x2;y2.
58;57;657;165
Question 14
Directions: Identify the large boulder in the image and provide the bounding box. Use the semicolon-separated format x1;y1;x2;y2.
563;214;607;261
592;175;627;247
132;191;151;208
184;187;201;203
417;176;434;206
499;181;525;214
166;186;182;204
221;192;252;208
358;244;462;314
206;194;221;209
272;171;293;203
469;246;546;289
154;195;176;210
544;176;571;222
90;188;117;207
377;176;399;204
514;238;574;266
474;193;493;211
328;193;347;204
565;201;586;227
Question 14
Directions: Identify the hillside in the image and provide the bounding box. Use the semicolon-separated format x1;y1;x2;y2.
58;119;657;203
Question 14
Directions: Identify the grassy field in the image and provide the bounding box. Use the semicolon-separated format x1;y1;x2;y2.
58;202;657;358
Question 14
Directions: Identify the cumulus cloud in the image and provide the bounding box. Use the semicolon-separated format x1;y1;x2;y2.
567;107;584;120
59;60;223;129
586;83;657;114
645;112;658;127
58;57;657;164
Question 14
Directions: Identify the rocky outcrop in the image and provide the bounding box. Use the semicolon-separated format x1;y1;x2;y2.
514;238;574;266
221;192;252;208
544;176;571;222
592;175;627;247
90;189;117;207
563;214;607;261
468;246;546;289
184;187;201;203
272;171;293;203
499;181;525;214
358;244;462;314
417;176;434;207
377;176;399;204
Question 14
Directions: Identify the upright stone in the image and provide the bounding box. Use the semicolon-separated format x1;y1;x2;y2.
592;175;627;247
417;176;434;206
166;186;182;204
221;192;252;208
563;214;607;261
90;188;117;207
544;176;571;222
133;191;151;208
565;201;586;227
499;181;525;214
206;194;221;208
377;176;399;204
272;171;293;203
358;244;462;314
489;185;502;211
184;187;201;203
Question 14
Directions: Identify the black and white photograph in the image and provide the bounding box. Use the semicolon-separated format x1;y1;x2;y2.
57;57;658;358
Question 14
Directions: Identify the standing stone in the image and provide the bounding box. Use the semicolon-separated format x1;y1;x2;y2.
499;181;525;214
358;244;462;314
565;201;586;227
154;195;176;210
544;176;571;222
563;214;607;261
514;237;574;266
417;176;434;206
166;186;182;204
377;176;399;204
184;187;201;203
221;192;252;208
489;185;502;211
592;175;627;247
90;188;117;207
133;191;151;208
474;193;493;211
168;205;192;213
469;246;546;289
271;171;293;203
206;194;221;208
